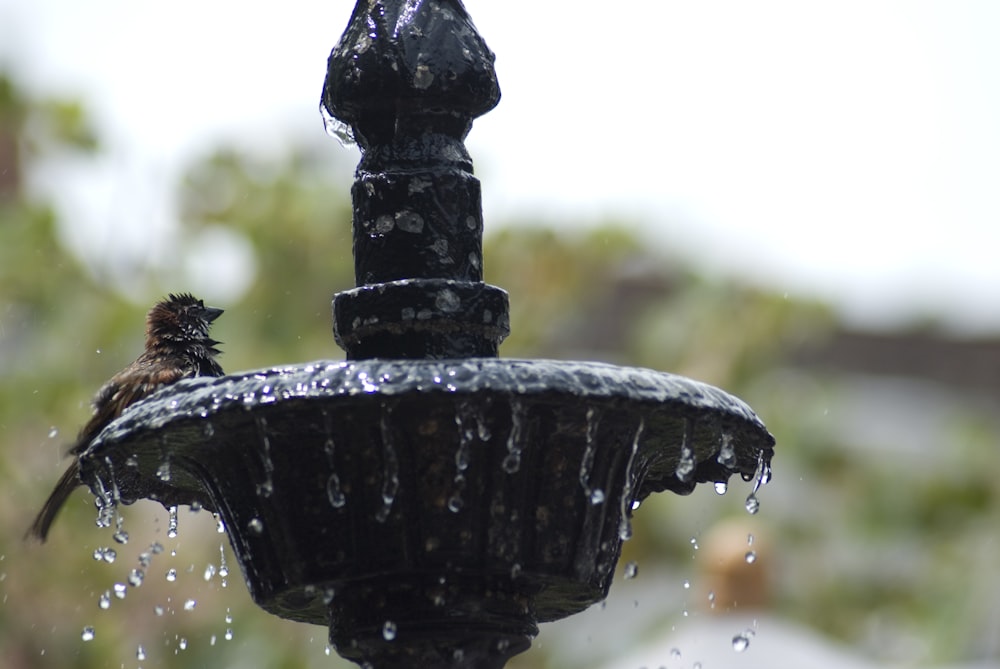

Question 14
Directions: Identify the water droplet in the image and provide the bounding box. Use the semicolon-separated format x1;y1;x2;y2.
210;635;217;646
224;629;234;641
216;515;226;533
167;505;179;538
81;626;95;641
748;532;755;546
165;568;177;582
48;427;59;439
714;481;728;495
745;493;760;515
98;591;111;610
623;561;638;579
190;500;202;513
202;421;215;438
128;568;145;587
113;528;129;545
325;645;332;656
93;546;117;563
690;537;699;550
113;582;127;599
136;645;146;660
204;564;216;581
589;489;605;504
154;605;164;616
670;647;682;658
156;462;171;482
447;491;465;513
150;542;164;555
682;580;691;589
732;633;751;652
225;609;233;624
178;637;188;650
745;550;757;564
382;620;397;641
247;517;265;535
184;599;196;611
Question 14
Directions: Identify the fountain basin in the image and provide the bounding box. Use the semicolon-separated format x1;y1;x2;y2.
78;358;772;664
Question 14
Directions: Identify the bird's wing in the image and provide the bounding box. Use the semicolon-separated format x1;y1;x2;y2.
70;364;188;454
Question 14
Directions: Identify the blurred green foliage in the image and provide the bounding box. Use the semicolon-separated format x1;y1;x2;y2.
2;71;999;668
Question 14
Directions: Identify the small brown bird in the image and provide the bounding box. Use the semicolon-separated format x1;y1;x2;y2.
26;293;224;542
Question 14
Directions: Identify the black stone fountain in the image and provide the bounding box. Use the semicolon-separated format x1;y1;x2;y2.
76;1;774;667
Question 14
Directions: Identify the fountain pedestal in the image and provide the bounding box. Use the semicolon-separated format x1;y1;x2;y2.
75;2;774;667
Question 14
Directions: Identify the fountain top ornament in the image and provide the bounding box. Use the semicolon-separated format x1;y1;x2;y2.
76;1;774;667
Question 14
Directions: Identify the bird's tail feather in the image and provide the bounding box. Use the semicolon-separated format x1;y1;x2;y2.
25;461;81;542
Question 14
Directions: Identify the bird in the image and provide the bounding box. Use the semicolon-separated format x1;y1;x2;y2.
26;293;225;542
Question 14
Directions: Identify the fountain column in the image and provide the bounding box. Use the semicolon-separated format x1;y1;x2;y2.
323;0;509;361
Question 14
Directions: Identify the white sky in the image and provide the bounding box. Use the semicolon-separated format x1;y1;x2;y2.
4;0;1000;332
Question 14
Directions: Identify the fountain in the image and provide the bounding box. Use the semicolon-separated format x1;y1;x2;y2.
74;1;775;667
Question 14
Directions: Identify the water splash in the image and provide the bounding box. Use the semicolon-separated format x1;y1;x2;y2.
501;399;525;473
375;402;399;522
618;418;645;541
578;408;604;504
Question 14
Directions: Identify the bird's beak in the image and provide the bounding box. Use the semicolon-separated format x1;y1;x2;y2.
202;306;224;322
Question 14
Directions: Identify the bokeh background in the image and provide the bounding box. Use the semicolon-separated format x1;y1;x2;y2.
2;1;999;667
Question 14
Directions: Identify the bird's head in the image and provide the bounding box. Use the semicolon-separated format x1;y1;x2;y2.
146;293;224;345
